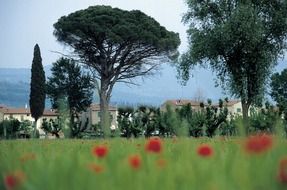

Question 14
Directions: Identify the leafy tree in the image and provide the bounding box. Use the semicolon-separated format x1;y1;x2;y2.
160;105;180;137
0;119;20;139
117;107;134;138
249;102;280;133
53;5;180;137
46;57;94;137
29;44;46;136
219;116;238;137
41;118;62;138
271;69;287;115
205;99;228;137
179;0;287;131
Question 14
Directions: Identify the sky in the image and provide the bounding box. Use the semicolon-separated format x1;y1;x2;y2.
0;0;286;103
0;0;188;68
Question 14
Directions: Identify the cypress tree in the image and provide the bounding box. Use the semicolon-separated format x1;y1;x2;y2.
29;44;46;134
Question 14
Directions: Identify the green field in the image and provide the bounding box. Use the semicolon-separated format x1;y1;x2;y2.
0;137;287;190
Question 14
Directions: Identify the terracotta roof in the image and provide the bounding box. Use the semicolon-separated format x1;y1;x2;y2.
163;99;202;107
1;108;58;116
162;99;241;108
90;104;117;111
0;104;7;108
213;100;241;107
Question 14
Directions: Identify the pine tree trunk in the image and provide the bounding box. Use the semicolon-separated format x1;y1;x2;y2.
100;79;111;138
241;101;250;135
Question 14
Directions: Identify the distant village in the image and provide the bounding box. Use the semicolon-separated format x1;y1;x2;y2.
0;99;244;138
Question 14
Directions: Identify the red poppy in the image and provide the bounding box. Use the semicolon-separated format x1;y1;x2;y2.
4;171;25;190
278;157;287;184
145;138;162;153
4;175;18;190
92;145;108;158
88;163;104;174
244;134;273;154
197;144;213;157
128;154;141;170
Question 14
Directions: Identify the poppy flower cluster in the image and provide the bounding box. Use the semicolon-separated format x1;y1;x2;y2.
244;134;273;154
128;154;141;170
4;171;25;190
92;145;108;158
145;137;162;153
197;144;213;157
278;157;287;185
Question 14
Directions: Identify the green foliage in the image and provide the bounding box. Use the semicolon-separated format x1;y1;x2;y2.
54;6;180;54
41;118;62;138
53;5;180;137
46;57;94;114
47;58;94;138
175;99;228;137
249;102;281;134
29;44;46;122
204;99;229;137
117;106;143;138
1;138;287;190
159;105;180;137
0;119;33;139
271;68;287;120
179;0;287;119
56;98;71;138
219;116;238;136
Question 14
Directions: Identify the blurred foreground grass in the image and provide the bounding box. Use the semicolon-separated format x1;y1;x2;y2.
0;137;286;190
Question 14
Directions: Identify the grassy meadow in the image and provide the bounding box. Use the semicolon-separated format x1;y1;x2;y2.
0;137;287;190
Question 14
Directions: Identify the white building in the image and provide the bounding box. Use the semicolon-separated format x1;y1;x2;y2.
0;105;58;134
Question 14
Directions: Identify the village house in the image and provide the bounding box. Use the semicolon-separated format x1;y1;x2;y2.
81;104;118;129
161;99;249;116
160;99;203;112
0;105;58;137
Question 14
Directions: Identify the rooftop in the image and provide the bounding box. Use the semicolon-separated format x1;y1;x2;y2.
0;107;58;116
90;104;117;111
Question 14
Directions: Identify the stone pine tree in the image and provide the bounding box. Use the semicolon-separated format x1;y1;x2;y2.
29;44;46;136
178;0;287;131
53;6;180;137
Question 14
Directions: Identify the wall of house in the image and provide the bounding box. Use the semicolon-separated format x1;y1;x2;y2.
0;111;3;122
3;114;58;135
90;110;118;128
226;102;243;116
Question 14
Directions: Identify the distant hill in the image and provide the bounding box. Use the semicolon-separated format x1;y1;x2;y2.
0;66;52;107
1;61;285;108
0;64;219;108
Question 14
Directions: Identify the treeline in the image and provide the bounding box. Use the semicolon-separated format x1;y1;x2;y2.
117;100;287;138
1;99;287;139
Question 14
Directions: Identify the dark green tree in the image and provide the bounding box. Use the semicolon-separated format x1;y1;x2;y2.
29;44;46;136
46;57;94;137
41;118;62;138
179;0;287;131
271;68;287;136
270;69;287;115
53;5;180;137
204;99;228;137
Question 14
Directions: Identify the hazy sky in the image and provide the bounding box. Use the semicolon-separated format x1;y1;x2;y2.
0;0;286;102
0;0;188;68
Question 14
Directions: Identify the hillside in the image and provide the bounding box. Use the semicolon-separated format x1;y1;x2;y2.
0;64;227;108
